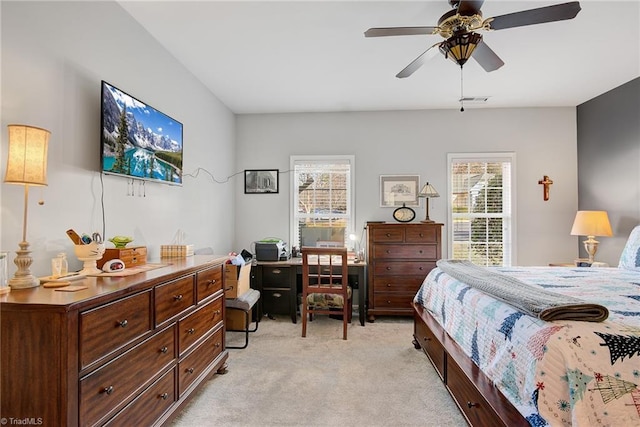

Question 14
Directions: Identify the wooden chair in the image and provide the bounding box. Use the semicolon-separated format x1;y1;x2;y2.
301;247;351;340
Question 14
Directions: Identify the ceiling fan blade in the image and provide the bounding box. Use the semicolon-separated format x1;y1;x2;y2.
457;0;485;16
396;43;441;79
487;1;581;31
364;27;438;37
471;41;504;72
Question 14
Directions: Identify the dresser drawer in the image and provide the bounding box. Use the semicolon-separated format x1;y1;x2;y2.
80;290;152;370
414;318;445;380
373;244;437;260
79;325;175;426
196;265;223;302
405;226;439;243
178;327;224;396
370;227;404;242
373;261;436;276
155;275;195;326
372;276;424;293
261;266;289;286
446;357;504;427
104;368;175;427
178;297;223;356
373;293;415;311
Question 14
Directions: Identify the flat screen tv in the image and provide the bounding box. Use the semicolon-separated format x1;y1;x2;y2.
101;80;183;185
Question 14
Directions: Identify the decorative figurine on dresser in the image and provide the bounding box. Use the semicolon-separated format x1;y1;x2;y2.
366;221;443;322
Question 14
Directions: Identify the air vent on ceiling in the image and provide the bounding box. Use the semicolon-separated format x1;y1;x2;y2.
459;96;490;103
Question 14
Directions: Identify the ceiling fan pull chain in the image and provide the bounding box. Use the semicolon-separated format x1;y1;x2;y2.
460;65;465;112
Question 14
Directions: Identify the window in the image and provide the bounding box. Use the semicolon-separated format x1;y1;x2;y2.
290;155;355;250
447;153;515;266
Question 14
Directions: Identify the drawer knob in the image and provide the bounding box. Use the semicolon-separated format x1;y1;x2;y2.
385;233;391;237
385;250;391;254
188;328;196;334
214;309;221;316
186;367;194;374
273;292;282;298
215;342;221;348
160;346;168;354
418;250;423;254
160;392;169;400
102;385;114;395
206;279;217;286
467;402;479;409
423;336;431;341
386;266;392;270
118;319;128;328
386;283;391;287
273;269;281;274
386;300;391;305
419;266;424;270
174;294;183;301
419;233;424;237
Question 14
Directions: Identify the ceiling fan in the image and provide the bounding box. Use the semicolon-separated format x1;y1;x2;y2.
365;0;581;78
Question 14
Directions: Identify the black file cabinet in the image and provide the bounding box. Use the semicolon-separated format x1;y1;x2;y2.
252;263;297;323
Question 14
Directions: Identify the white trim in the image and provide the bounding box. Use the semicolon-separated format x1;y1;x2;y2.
289;155;356;249
446;152;517;266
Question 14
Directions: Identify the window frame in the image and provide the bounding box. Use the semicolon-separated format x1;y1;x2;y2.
446;152;517;266
290;155;356;250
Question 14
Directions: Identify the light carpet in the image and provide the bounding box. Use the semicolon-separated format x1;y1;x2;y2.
171;315;467;427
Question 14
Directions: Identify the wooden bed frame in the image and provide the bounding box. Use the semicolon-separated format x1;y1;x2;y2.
412;302;530;427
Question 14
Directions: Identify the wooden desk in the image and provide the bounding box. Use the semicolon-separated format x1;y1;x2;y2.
253;258;367;326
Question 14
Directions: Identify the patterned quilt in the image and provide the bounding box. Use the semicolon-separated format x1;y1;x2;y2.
413;266;640;426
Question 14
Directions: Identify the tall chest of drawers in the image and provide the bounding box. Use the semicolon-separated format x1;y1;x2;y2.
366;222;443;321
0;255;229;426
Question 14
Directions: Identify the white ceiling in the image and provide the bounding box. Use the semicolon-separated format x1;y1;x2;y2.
119;0;640;114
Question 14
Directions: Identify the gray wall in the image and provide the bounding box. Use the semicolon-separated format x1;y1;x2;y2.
576;78;640;265
235;108;580;266
1;1;236;277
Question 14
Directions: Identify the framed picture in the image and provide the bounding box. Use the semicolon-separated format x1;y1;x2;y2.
244;169;279;194
380;175;419;207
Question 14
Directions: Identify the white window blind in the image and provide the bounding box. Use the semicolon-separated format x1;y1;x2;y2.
447;153;515;266
290;155;355;250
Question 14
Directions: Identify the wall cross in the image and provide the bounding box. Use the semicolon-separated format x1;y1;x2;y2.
538;175;553;201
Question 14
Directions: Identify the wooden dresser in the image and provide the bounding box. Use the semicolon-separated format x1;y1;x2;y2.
1;255;229;426
366;221;442;321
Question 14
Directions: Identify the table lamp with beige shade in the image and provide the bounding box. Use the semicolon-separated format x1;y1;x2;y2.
3;124;50;290
570;210;613;264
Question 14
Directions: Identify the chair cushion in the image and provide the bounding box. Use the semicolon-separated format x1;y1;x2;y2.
619;225;640;270
226;289;260;311
306;286;352;309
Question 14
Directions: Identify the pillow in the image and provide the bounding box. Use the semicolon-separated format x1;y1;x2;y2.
618;225;640;270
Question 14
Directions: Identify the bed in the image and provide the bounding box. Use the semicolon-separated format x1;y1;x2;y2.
412;227;640;427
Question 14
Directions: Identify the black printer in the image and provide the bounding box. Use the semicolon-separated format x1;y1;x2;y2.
254;239;289;261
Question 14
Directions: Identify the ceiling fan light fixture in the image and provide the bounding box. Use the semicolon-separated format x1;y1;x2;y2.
439;32;483;67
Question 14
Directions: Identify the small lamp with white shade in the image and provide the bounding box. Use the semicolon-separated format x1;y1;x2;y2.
418;182;440;223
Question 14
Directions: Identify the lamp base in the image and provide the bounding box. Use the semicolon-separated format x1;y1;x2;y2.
8;241;39;289
8;274;39;289
583;236;599;264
